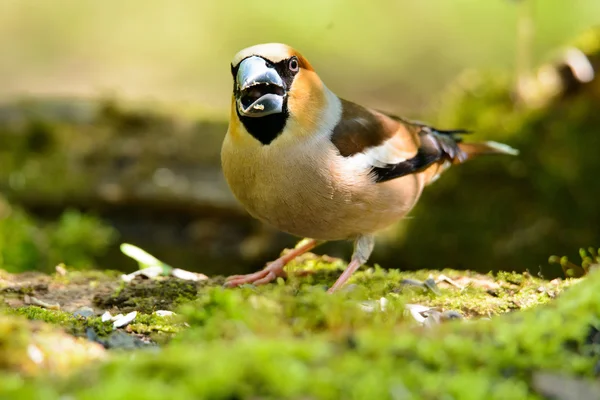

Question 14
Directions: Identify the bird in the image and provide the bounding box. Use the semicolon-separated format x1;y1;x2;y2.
221;43;518;293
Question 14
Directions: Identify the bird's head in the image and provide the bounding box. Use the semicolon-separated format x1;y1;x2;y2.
229;43;334;146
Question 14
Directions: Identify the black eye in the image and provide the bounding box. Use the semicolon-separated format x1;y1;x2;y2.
288;57;299;72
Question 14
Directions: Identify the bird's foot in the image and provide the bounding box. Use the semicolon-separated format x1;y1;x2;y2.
224;238;319;288
224;259;287;288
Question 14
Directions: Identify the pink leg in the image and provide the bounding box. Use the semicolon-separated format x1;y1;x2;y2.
225;238;319;287
327;235;375;293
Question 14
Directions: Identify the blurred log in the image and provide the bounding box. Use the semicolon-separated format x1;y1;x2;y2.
0;96;237;215
0;97;315;275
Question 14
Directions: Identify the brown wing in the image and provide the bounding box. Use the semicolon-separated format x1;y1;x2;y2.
330;99;469;183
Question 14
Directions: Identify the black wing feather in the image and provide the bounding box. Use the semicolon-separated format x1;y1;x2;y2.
370;125;469;184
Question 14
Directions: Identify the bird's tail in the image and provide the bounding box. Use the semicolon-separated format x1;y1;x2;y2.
455;141;519;163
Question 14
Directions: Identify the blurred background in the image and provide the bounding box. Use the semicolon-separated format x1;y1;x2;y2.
1;0;599;278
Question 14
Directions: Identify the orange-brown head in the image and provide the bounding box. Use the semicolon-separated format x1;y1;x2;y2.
229;43;332;146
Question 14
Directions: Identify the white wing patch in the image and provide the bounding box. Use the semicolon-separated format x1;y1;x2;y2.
345;135;416;170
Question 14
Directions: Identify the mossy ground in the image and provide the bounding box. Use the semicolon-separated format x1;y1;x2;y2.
1;255;598;399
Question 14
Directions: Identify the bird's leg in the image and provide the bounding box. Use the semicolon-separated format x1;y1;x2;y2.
224;238;321;287
327;235;375;293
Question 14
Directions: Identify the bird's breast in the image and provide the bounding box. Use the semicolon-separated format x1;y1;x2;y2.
221;136;424;240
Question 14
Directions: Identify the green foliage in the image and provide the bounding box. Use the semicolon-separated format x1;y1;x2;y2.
0;206;43;274
47;210;117;270
0;202;117;272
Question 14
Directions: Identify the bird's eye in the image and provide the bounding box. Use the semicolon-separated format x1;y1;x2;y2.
288;57;299;72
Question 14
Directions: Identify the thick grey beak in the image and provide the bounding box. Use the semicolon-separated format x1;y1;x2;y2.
236;56;285;117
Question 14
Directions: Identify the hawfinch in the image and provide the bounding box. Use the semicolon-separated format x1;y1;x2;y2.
221;43;518;293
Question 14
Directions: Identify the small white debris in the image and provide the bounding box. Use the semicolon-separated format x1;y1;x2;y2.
422;310;443;328
359;301;376;312
113;311;137;329
24;295;60;310
121;266;208;282
359;297;388;313
405;304;431;324
27;344;44;365
379;297;388;312
252;103;265;111
111;314;124;321
154;310;175;317
436;274;464;289
55;264;67;276
171;268;207;281
564;47;595;83
405;304;464;327
120;243;210;283
121;266;164;282
101;311;113;322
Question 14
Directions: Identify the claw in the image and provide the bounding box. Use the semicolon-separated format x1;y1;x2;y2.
224;238;319;288
224;260;286;287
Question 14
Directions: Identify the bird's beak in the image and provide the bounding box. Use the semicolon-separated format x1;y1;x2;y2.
236;56;285;118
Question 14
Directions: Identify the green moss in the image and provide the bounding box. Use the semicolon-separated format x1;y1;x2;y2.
1;258;600;399
7;306;114;336
93;278;201;314
0;314;35;374
549;247;600;278
0;311;105;386
5;305;185;340
0;268;593;399
0;374;58;400
129;313;185;335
